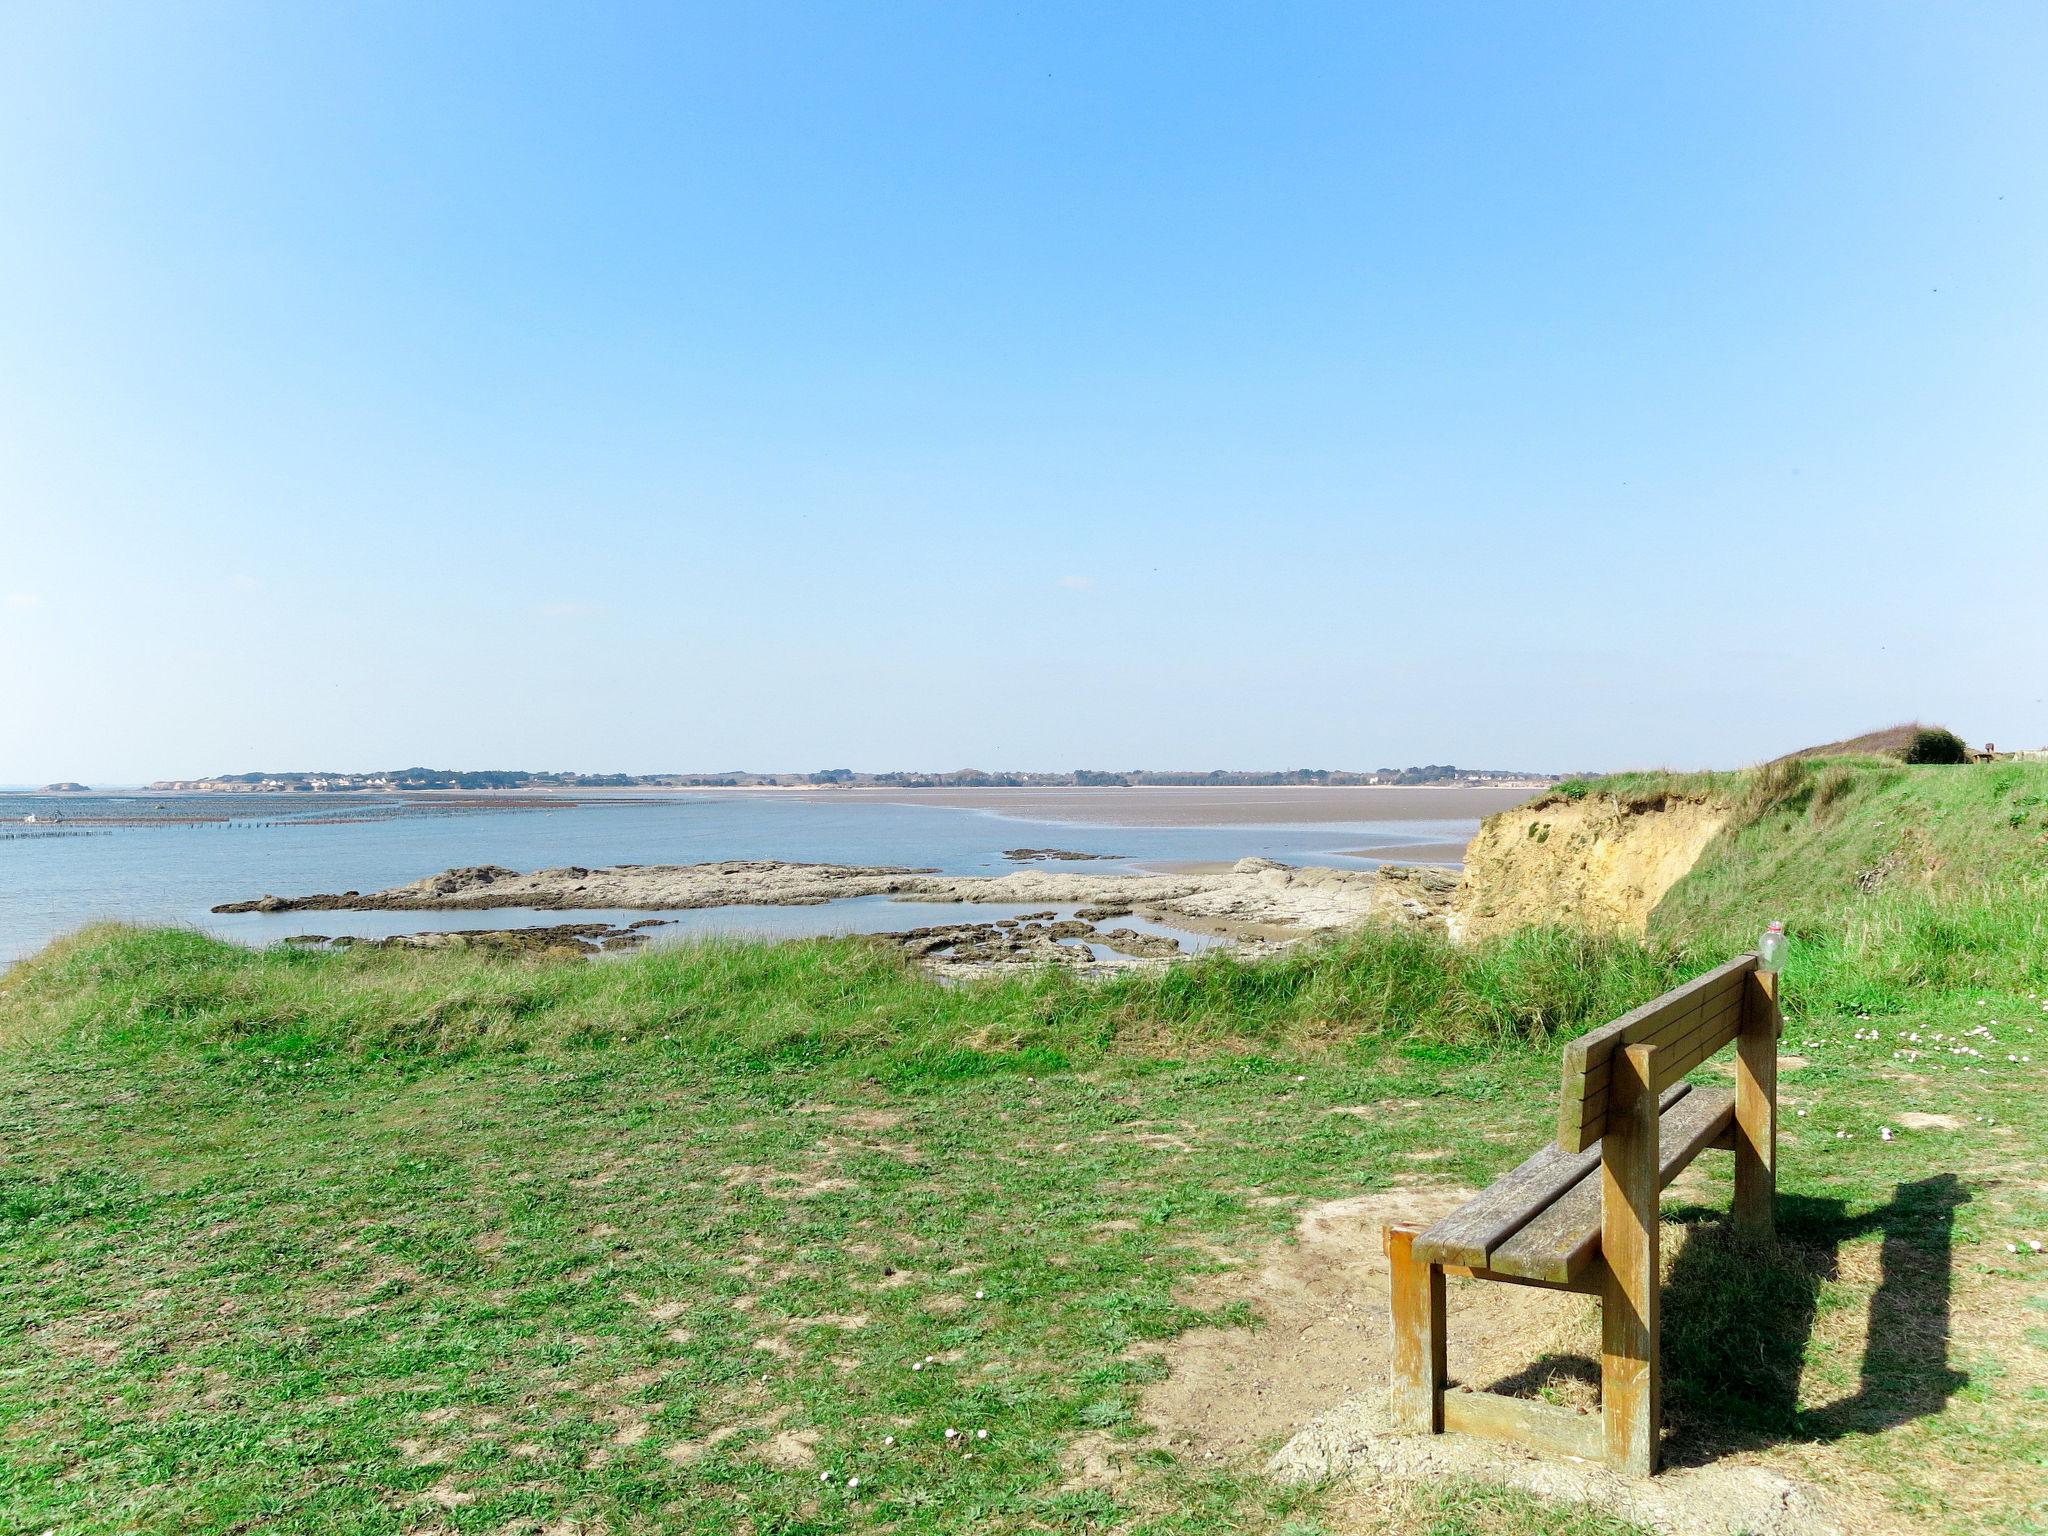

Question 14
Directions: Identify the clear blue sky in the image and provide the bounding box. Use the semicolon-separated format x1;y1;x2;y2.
3;2;2044;783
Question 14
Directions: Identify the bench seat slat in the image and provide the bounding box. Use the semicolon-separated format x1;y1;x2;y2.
1486;1087;1735;1284
1412;1084;1689;1269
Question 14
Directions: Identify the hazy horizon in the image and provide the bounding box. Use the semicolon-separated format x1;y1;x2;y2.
5;3;2045;783
8;761;1567;790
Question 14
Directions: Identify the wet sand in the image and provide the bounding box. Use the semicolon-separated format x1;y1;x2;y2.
778;784;1538;827
1333;841;1471;865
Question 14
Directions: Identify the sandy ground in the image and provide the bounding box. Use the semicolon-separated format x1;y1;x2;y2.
1083;1192;1842;1536
775;784;1540;827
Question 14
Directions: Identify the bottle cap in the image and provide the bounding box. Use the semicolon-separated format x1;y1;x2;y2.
1766;920;1784;932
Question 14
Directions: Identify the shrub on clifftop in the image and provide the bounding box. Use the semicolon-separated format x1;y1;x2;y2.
1902;726;1969;764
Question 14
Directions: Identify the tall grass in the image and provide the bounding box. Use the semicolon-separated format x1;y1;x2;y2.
0;921;1693;1073
1640;755;2048;1013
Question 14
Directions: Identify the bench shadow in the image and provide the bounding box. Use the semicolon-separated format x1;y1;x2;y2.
1656;1173;1970;1467
1483;1351;1602;1403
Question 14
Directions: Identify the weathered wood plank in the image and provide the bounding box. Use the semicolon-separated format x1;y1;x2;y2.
1443;1260;1609;1296
1557;957;1754;1151
1647;994;1747;1092
1732;969;1780;1240
1562;955;1755;1075
1442;1388;1603;1461
1413;1144;1601;1268
1563;985;1738;1104
1565;1000;1736;1146
1487;1086;1733;1285
1601;1043;1661;1476
1385;1223;1445;1432
1420;1085;1689;1269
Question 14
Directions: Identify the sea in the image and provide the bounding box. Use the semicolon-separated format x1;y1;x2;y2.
0;790;1490;968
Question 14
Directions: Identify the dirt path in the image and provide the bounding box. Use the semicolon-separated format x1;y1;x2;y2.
1107;1192;1848;1536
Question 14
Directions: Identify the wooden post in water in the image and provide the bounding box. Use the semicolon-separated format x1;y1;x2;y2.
1600;1041;1661;1475
1733;966;1779;1241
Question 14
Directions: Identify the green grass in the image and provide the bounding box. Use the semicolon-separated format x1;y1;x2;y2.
5;927;1682;1536
1526;758;2048;1018
0;919;1694;1068
4;919;2046;1534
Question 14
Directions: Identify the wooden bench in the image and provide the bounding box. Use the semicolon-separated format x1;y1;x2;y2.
1384;953;1781;1475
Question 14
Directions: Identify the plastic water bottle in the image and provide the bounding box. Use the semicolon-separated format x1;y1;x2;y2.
1759;920;1787;974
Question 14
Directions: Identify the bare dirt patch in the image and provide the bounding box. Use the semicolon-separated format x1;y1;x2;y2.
1137;1191;1583;1464
836;1108;907;1132
1895;1112;1964;1132
1131;1192;1844;1536
756;1426;821;1468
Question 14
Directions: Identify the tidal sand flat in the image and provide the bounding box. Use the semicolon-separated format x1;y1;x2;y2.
782;783;1536;827
214;856;1463;950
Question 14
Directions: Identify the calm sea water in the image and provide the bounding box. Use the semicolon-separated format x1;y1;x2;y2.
0;792;1476;967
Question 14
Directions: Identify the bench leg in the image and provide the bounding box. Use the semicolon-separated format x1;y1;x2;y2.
1385;1222;1445;1433
1600;1042;1661;1475
1733;969;1779;1242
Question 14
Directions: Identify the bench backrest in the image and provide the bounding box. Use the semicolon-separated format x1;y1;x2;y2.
1557;954;1762;1153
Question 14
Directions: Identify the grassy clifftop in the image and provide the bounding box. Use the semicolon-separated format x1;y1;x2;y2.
1469;757;2048;1014
1645;756;2048;937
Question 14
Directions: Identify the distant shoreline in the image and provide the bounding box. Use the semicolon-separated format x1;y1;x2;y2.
4;782;1534;833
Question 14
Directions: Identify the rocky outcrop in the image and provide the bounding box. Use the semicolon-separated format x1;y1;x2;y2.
882;915;1178;974
216;855;1460;939
1451;795;1728;941
284;920;671;958
1003;848;1124;862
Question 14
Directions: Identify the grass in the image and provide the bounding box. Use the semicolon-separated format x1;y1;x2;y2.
1524;758;2048;1017
0;919;1694;1068
1642;759;2048;1016
4;916;2046;1535
5;927;1678;1536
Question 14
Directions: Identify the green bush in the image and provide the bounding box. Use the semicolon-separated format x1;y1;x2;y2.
1902;727;1968;764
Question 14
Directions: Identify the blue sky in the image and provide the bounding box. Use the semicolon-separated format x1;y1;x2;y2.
3;2;2044;782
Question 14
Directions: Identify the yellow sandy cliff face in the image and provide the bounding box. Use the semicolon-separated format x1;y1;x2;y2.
1451;795;1728;941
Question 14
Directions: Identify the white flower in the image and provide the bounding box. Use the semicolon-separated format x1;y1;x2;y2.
847;1476;861;1489
2008;1242;2021;1253
820;1471;833;1483
911;1362;924;1371
944;1427;958;1439
2032;1240;2044;1253
976;1428;989;1440
975;1289;986;1300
